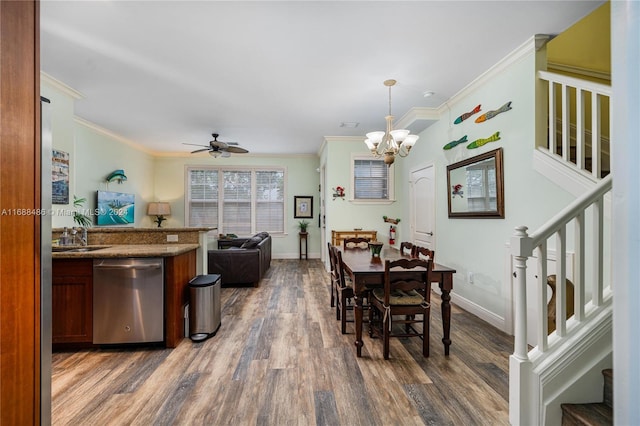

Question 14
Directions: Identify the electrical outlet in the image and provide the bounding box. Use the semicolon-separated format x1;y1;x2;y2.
468;271;474;284
167;234;178;242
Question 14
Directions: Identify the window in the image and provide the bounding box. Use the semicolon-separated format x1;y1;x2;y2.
352;156;394;202
466;162;497;212
187;167;285;235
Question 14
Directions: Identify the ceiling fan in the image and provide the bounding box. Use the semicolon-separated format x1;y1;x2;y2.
183;133;249;158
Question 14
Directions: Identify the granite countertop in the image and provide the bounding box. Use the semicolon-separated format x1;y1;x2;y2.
51;227;215;233
52;243;200;259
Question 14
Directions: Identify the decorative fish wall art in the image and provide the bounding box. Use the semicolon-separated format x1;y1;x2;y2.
475;101;512;123
467;131;501;149
443;135;468;150
454;104;481;124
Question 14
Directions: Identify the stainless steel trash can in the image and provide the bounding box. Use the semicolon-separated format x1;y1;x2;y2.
188;274;221;342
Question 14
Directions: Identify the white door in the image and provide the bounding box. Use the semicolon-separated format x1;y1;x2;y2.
410;164;435;249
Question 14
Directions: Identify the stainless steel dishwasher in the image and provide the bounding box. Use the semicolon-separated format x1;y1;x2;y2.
93;258;164;344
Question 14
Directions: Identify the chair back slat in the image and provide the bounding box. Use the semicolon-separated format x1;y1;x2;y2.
383;258;432;305
412;246;435;261
400;241;414;256
343;237;370;250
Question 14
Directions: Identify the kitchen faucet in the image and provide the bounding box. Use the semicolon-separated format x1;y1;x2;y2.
80;227;88;246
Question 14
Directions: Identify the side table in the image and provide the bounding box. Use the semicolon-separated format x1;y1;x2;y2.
299;232;308;260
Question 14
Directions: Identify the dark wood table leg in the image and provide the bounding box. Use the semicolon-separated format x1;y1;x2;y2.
439;274;453;356
354;294;364;357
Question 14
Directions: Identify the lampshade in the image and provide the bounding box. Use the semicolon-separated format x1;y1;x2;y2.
147;202;171;216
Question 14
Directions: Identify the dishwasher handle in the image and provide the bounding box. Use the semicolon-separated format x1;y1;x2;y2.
94;262;162;271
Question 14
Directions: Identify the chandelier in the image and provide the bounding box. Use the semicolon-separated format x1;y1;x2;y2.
364;79;419;166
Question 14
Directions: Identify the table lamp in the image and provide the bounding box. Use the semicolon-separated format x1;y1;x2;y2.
148;202;171;227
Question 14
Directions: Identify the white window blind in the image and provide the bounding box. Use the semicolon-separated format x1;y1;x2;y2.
354;158;389;199
188;169;218;227
223;170;252;235
187;166;285;235
256;170;284;233
466;162;497;211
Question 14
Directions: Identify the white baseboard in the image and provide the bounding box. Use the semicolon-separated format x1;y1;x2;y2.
272;253;321;260
447;291;507;332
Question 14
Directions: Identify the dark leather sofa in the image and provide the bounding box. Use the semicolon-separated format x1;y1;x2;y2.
207;232;271;287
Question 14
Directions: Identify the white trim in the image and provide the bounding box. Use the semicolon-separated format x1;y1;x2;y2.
184;165;287;235
449;291;506;331
533;148;598;197
438;35;537;113
547;62;611;82
74;116;156;155
396;36;538;132
349;153;395;203
41;72;84;99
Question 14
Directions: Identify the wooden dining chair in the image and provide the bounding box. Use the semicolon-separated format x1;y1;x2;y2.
412;246;435;261
332;246;356;334
327;242;337;308
343;237;370;250
400;241;414;257
369;258;433;359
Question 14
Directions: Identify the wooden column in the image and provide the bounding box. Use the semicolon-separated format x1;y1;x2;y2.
0;1;41;424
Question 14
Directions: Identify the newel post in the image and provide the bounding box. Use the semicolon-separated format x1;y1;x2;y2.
511;225;533;359
509;225;536;426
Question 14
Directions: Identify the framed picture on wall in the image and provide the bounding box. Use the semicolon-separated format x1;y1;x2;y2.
52;149;69;204
294;196;313;218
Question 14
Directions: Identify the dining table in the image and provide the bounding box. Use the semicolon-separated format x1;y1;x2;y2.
339;246;457;357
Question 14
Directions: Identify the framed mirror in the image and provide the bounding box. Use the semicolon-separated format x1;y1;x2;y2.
446;147;504;218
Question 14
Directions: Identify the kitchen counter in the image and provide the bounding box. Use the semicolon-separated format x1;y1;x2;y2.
53;244;200;349
52;243;201;259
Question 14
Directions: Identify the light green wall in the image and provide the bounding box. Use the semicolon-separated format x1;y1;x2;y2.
42;78;320;258
321;137;404;250
42;37;580;321
154;154;320;257
398;42;575;319
43;77;156;229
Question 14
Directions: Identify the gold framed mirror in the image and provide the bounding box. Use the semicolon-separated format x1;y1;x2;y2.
446;147;504;218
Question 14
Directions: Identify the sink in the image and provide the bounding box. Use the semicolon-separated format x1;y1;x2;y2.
52;245;110;253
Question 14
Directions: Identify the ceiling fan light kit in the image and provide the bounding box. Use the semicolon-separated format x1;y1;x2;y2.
183;133;249;158
364;79;419;166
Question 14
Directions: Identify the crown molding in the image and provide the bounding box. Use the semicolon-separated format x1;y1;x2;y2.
437;35;538;115
395;35;539;132
73;116;156;155
41;72;84;99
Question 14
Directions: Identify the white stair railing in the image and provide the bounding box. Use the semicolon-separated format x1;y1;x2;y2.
509;174;612;425
538;71;611;180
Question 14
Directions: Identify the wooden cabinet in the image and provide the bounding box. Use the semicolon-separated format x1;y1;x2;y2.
331;230;377;248
52;259;93;348
164;250;196;348
52;249;197;350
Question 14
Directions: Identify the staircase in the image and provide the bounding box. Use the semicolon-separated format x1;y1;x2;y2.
561;369;613;425
509;70;613;425
533;71;611;199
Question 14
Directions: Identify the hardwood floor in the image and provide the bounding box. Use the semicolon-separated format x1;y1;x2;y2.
51;259;512;425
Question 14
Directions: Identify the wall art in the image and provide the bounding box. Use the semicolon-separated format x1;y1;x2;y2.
52;149;69;204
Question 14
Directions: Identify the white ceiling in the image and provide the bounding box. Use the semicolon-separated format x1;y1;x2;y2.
40;1;604;156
